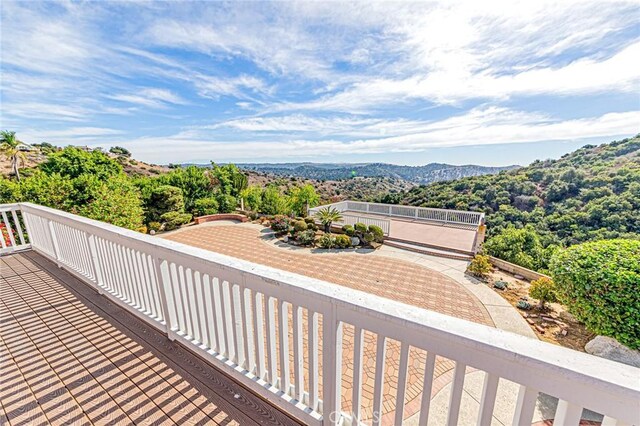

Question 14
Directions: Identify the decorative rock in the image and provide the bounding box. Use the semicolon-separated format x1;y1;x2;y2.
534;325;545;334
150;230;156;235
561;329;568;336
350;237;360;246
526;318;535;325
283;236;288;242
585;336;640;368
514;274;525;280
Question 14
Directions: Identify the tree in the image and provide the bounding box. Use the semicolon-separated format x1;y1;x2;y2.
157;166;214;213
551;239;640;349
314;206;343;233
40;147;122;180
210;163;248;197
240;185;263;211
261;185;289;215
483;225;547;270
109;146;131;157
0;131;26;181
146;185;185;222
289;184;320;216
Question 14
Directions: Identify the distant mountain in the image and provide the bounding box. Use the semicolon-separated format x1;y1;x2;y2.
237;162;519;184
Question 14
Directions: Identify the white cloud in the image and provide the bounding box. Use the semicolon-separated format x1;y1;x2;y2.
108;88;187;108
105;109;640;163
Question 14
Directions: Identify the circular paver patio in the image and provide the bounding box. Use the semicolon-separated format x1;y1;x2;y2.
162;223;494;424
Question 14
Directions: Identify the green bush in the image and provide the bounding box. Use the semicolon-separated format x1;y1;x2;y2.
335;234;352;248
551;239;640;349
362;232;374;243
304;217;315;225
193;197;219;216
307;222;318;231
368;225;384;242
161;211;192;231
467;255;493;279
318;233;336;249
296;229;316;246
341;224;355;236
148;221;162;232
216;193;237;213
293;220;308;232
354;222;367;233
529;277;557;309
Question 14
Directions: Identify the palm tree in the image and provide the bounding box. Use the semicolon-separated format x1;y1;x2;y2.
314;206;343;233
0;131;26;181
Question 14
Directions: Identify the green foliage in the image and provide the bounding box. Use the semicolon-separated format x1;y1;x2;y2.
398;136;640;271
551;239;640;349
368;225;384;243
41;147;122;180
354;222;367;233
517;300;531;310
493;280;508;290
154;166;213;213
147;185;185;222
467;255;493;279
193;197;219;216
529;277;557;309
75;175;144;230
288;184;320;216
314;206;343;233
317;233;337;249
211;163;247;197
335;234;352;248
216;193;237;213
161;211;192;231
261;186;289;215
109;146;131;157
148;221;162;232
240;185;263;211
362;232;374;243
342;224;355;236
296;229;316;246
293;220;308;232
484;225;547;270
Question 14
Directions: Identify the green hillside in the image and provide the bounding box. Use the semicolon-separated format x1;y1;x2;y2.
388;135;640;270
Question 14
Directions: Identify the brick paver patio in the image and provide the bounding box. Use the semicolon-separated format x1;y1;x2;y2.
163;224;494;424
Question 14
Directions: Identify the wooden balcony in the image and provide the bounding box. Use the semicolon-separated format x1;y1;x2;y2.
1;251;300;425
1;203;639;426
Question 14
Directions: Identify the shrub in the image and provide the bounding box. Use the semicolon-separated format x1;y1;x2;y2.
318;233;336;249
550;239;640;349
296;229;316;246
270;216;290;234
529;277;557;309
467;254;493;279
161;211;192;231
193;197;219;216
293;220;308;232
362;232;374;244
342;224;355;236
354;222;368;234
148;221;162;232
517;300;531;310
304;217;315;225
216;193;237;213
335;234;352;248
368;225;384;242
307;222;318;231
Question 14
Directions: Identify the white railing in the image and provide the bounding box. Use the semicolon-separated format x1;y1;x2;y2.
7;202;639;426
310;200;484;227
0;203;30;254
335;214;391;236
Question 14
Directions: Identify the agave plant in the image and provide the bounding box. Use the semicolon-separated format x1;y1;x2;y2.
0;131;26;181
314;206;343;233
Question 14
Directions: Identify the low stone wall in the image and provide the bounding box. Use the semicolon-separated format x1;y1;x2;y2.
489;256;550;281
194;213;248;225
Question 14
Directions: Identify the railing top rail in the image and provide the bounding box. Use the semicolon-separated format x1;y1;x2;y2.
15;203;638;402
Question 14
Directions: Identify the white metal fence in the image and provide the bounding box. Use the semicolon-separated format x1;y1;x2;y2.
335;214;391;236
6;202;639;426
310;200;484;228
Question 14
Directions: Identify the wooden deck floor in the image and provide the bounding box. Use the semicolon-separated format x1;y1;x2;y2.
0;251;302;426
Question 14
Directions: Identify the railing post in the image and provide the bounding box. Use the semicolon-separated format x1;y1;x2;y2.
322;305;343;425
153;256;177;340
47;219;62;267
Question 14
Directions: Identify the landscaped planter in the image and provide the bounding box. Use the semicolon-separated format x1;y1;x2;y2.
194;213;249;224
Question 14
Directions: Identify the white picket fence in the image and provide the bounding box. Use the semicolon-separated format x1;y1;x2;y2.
5;202;638;426
310;200;484;228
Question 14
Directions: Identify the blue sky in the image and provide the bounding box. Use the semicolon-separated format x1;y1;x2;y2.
1;1;639;166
